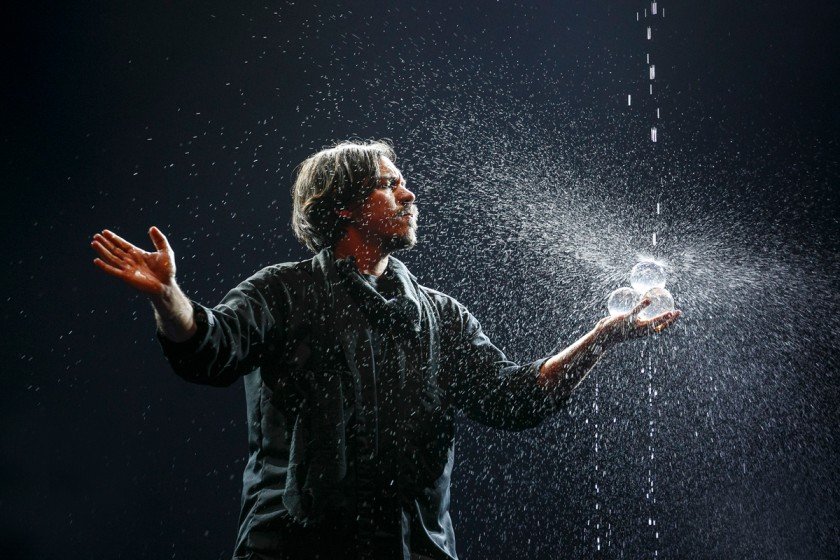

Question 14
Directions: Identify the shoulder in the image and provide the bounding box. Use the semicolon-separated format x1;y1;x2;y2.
226;259;319;308
418;285;479;333
246;258;317;285
420;285;465;312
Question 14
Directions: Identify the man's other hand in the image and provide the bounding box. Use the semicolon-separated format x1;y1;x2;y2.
90;226;176;296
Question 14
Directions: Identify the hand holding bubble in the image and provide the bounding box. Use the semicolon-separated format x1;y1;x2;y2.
608;259;674;318
637;286;674;321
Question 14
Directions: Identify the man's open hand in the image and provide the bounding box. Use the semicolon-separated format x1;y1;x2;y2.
90;227;176;296
595;297;682;345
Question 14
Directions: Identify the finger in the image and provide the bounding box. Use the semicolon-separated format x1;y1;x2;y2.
91;240;126;269
102;229;139;253
93;257;127;279
148;226;172;254
627;297;652;318
636;308;677;327
643;309;674;325
650;310;682;333
653;319;673;333
93;233;131;259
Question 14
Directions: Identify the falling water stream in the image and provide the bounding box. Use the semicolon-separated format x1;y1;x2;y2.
647;3;662;556
637;3;666;556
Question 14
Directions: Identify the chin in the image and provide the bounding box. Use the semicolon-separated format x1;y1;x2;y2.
383;230;417;253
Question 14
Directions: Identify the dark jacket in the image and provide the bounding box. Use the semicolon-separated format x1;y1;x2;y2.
156;248;563;559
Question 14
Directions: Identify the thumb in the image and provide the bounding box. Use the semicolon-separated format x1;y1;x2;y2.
148;226;173;254
628;295;652;317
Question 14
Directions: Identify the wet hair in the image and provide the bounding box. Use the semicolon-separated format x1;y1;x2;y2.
291;139;396;253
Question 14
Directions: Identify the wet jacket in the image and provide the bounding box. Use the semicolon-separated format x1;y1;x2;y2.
156;248;562;559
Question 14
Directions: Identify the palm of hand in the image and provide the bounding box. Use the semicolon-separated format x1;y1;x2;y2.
121;249;174;294
91;227;175;296
597;298;681;343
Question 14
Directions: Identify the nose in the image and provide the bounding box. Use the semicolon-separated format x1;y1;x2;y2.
397;183;416;205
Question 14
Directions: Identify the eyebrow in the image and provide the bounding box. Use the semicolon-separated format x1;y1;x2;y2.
376;174;405;185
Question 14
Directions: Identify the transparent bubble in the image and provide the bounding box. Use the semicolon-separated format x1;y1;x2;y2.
607;287;642;317
638;287;674;320
630;260;667;293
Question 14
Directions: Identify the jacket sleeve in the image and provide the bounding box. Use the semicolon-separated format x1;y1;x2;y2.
440;297;559;431
155;267;292;387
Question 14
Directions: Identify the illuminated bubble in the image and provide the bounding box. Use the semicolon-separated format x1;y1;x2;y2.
630;260;667;293
638;287;675;321
607;287;642;317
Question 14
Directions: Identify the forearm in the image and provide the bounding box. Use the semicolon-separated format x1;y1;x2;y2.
149;282;197;342
537;325;614;400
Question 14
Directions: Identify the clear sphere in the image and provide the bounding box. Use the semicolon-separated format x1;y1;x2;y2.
630;260;667;293
638;287;675;321
607;287;642;317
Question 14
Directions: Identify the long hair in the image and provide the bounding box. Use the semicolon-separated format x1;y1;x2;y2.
291;140;396;253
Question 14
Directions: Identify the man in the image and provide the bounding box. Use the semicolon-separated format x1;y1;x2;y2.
90;140;680;559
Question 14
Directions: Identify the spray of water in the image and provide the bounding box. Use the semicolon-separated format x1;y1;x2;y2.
342;30;837;557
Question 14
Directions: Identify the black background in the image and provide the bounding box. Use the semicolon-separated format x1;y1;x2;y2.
4;1;838;558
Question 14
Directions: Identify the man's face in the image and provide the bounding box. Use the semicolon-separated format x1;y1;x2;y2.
343;156;418;252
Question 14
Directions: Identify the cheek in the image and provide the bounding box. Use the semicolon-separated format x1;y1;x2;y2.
362;194;395;219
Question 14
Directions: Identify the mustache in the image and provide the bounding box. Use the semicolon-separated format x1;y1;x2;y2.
397;203;419;217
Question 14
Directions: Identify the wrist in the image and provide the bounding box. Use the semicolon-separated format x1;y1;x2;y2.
151;291;198;343
149;280;179;305
149;282;191;326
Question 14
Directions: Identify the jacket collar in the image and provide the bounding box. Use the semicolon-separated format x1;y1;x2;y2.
314;247;422;334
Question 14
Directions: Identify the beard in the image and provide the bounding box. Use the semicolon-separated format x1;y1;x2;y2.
381;225;417;253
